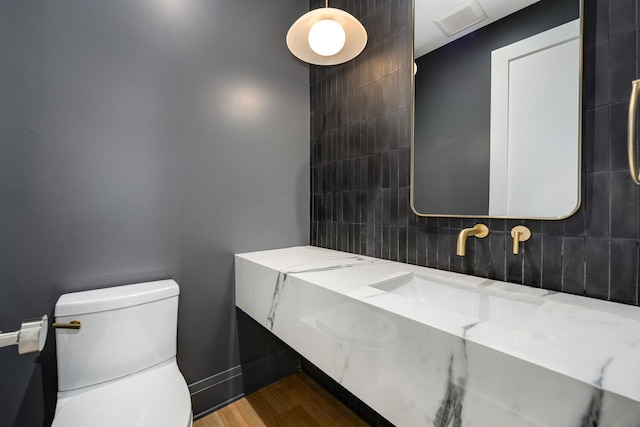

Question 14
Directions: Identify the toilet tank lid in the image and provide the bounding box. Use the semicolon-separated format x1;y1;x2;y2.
55;280;179;317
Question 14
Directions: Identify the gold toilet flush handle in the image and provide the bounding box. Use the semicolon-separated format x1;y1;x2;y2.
510;226;531;255
52;320;82;330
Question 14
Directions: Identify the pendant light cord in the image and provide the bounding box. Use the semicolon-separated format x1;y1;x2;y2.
325;0;328;8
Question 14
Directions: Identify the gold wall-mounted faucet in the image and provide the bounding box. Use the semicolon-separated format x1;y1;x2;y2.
456;224;489;256
510;226;531;254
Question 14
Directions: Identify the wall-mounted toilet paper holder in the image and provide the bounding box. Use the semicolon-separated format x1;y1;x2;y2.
0;315;48;354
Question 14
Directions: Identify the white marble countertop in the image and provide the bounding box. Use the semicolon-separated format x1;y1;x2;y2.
236;245;640;405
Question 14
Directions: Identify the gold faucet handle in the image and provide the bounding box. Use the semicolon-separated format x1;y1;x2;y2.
510;226;531;254
472;223;489;238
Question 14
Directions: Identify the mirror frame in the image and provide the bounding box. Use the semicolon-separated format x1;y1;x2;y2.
410;0;584;220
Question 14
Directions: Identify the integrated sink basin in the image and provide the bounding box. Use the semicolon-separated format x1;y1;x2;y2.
371;273;543;326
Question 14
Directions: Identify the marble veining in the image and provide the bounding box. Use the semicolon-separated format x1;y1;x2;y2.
435;323;478;427
265;256;390;330
235;246;640;426
435;355;465;427
266;272;286;331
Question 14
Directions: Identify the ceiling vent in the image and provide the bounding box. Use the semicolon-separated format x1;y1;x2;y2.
433;0;489;37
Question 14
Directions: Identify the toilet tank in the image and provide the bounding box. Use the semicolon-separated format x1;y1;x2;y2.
54;279;180;392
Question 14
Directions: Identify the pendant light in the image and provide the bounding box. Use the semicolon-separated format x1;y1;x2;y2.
286;0;367;66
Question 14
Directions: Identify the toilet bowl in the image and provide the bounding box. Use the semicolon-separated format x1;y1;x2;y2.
51;280;192;427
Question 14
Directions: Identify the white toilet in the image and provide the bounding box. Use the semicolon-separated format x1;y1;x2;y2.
51;279;192;427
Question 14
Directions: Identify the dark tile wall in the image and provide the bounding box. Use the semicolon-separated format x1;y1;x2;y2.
310;0;640;306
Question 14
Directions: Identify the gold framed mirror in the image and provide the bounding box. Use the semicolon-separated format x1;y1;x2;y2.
410;0;583;219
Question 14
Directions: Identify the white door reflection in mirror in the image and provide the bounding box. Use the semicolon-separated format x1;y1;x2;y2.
489;19;580;217
411;0;581;219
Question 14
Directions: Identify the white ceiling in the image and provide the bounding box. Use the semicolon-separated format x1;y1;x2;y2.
415;0;541;58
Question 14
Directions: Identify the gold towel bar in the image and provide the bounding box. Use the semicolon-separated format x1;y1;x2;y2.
627;79;640;184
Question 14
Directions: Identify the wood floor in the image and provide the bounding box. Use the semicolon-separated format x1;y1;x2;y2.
193;372;368;427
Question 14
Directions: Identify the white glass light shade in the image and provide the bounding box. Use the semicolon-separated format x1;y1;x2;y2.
308;19;346;56
286;7;367;66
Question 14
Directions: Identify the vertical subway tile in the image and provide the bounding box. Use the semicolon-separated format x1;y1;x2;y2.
523;234;542;287
610;101;631;172
388;149;399;189
398;227;408;263
371;43;384;82
382;34;399;78
407;208;417;228
398;0;409;29
450;218;463;232
386;109;399;149
367;154;376;189
356;191;365;224
436;231;451;270
360;223;369;255
563;197;586;236
389;226;399;260
416;227;427;266
524;219;543;234
585;172;610;237
542;236;563;291
583;0;609;44
398;186;409;226
382;188;391;225
373;152;383;188
310;221;317;246
562;236;585;295
397;106;411;148
450;250;466;275
382;73;398;114
382;0;393;40
610;0;636;37
427;233;438;268
611;170;638;238
373;188;382;224
542;220;564;236
585;237;610;300
359;158;368;193
610;239;638;304
343;222;351;252
381;151;390;188
474;236;490;278
489;218;506;232
373;79;383;117
582;105;610;173
506;252;523;285
343;191;352;223
398;146;411;187
609;30;637;104
582;40;609;109
488;233;506;281
389;188;399;224
382;226;390;259
374;224;383;258
317;222;325;247
407;227;417;264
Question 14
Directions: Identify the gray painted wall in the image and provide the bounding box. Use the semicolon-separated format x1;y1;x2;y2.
0;1;309;425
